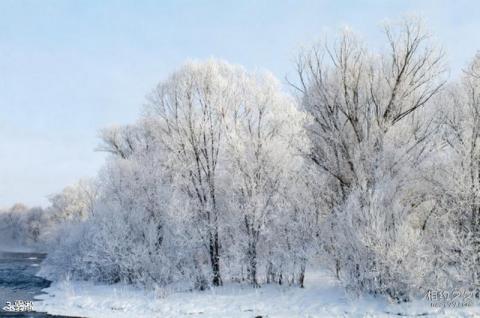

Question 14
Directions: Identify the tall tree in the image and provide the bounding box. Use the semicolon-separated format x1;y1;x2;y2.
430;53;480;295
293;17;446;299
144;60;243;286
223;71;307;286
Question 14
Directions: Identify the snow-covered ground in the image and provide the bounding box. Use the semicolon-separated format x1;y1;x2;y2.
34;270;480;318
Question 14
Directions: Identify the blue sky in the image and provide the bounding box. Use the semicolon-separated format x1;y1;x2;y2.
0;0;478;207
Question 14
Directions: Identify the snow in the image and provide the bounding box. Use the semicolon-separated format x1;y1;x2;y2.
34;270;480;318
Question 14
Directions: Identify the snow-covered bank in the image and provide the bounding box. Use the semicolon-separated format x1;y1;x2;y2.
33;270;480;318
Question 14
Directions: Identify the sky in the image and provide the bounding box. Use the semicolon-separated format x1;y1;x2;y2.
0;0;478;207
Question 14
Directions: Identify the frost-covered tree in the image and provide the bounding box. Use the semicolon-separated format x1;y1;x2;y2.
0;203;52;247
40;18;480;301
221;70;308;286
293;17;446;299
424;53;480;295
0;203;28;242
144;60;242;286
142;60;313;287
48;179;98;222
42;59;315;290
42;123;187;287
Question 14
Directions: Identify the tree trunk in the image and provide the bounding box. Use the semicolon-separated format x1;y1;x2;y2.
335;259;341;279
247;239;258;287
266;261;273;283
298;260;306;288
210;230;222;286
